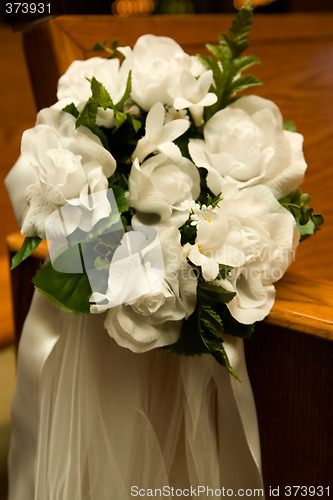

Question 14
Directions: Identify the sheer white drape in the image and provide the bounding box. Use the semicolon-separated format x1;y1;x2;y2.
8;293;264;499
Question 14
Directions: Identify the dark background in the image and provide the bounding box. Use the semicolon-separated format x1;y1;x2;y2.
2;0;333;27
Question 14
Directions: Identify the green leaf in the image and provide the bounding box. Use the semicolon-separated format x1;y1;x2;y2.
196;278;240;379
199;280;236;304
62;102;79;119
11;236;42;270
93;41;107;51
116;71;132;111
76;100;99;128
297;218;316;237
283;120;297;132
180;220;197;246
162;310;208;357
230;74;262;95
311;214;324;226
201;304;224;332
219;303;255;339
32;261;92;315
200;329;240;380
279;188;324;240
202;1;261;114
90;77;113;109
87;124;109;150
75;78;113;147
111;184;129;214
233;55;260;74
93;39;125;60
131;116;142;133
226;0;253;54
114;110;127;128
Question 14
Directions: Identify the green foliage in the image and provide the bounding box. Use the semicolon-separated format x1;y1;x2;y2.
93;38;125;61
75;77;112;148
200;328;240;381
165;271;243;379
112;184;129;214
203;192;222;209
63;73;141;152
32;261;92;315
283;120;297;132
62;102;79;119
11;236;42;270
179;219;196;246
279;188;324;240
218;303;255;339
198;1;261;119
197;278;239;379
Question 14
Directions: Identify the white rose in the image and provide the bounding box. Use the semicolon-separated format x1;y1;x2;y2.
185;184;299;324
20;107;116;238
189;95;307;199
92;226;197;353
57;56;131;105
57;58;131;128
124;34;205;111
127;153;200;227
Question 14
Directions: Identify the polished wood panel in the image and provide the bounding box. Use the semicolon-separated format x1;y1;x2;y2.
0;24;36;346
268;273;333;340
6;234;47;348
245;322;333;492
0;24;35;256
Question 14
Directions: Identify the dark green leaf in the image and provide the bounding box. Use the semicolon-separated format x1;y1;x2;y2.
11;236;42;270
76;101;99;128
62;102;79;119
199;281;236;304
88;124;109;150
93;41;107;51
32;261;92;315
311;214;324;226
201;304;224;332
162;310;208;357
116;71;132;111
111;184;129;214
197;278;240;378
200;329;240;380
219;303;255;339
227;0;253;55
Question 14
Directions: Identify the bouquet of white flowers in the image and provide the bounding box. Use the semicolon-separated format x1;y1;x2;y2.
12;2;322;378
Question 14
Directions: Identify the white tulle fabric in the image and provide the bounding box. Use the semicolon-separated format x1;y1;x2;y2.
7;160;265;500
